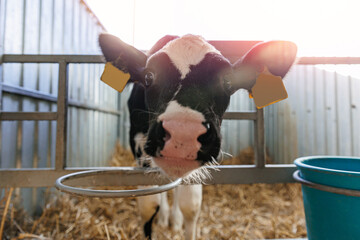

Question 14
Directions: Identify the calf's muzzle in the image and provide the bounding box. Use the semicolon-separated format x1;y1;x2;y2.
152;101;207;177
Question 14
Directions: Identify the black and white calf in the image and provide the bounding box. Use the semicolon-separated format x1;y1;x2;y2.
99;34;296;239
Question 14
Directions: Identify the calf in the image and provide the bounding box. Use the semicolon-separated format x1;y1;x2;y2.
99;34;296;239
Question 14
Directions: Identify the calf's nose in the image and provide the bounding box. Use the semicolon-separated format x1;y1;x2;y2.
161;119;207;160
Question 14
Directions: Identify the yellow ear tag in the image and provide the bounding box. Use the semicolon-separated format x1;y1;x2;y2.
250;67;288;109
100;62;131;93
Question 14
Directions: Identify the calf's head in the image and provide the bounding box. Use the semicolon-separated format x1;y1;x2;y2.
99;34;296;179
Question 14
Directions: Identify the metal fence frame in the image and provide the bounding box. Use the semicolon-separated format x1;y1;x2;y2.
1;54;359;188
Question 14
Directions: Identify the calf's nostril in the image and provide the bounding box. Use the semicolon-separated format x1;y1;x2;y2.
198;122;213;143
164;130;171;142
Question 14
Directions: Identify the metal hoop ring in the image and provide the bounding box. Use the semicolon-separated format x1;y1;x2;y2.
55;170;182;198
293;170;360;197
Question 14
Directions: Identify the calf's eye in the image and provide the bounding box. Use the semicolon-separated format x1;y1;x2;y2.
144;72;154;87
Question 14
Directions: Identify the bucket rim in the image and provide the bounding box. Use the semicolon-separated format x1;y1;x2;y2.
294;155;360;176
293;170;360;197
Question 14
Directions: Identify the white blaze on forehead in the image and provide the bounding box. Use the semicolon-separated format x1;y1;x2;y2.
158;100;205;123
154;34;221;79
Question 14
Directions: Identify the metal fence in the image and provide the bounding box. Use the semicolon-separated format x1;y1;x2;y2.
90;62;360;164
2;54;359;191
0;0;122;213
0;52;293;188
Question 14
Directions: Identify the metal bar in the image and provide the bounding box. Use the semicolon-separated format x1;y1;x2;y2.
0;66;2;113
55;61;68;170
3;54;360;65
2;83;251;119
55;170;182;198
2;83;121;116
206;164;296;184
2;83;57;101
68;99;121;116
2;54;105;63
223;111;257;120
0;165;297;188
297;57;360;65
0;112;57;121
254;108;266;168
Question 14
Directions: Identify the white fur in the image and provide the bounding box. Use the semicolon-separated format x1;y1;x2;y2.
149;34;221;79
157;192;170;227
171;185;202;240
134;132;156;167
134;132;147;155
171;188;184;231
158;100;205;123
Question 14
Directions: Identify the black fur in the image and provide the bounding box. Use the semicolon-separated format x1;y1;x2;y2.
144;52;232;164
144;206;160;240
128;84;149;155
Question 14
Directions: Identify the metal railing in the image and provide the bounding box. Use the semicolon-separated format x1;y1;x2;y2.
1;54;359;188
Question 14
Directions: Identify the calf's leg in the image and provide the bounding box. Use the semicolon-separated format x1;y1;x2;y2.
136;188;160;239
171;187;184;232
172;184;202;240
157;191;170;227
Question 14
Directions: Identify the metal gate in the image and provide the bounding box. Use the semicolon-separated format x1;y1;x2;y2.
1;50;360;188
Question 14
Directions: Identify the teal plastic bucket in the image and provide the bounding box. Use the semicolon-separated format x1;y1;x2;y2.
294;156;360;240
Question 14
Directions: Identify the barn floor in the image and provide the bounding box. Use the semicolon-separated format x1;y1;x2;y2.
2;145;307;240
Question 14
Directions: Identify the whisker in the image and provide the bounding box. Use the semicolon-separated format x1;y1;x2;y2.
207;156;220;172
220;149;233;162
132;108;158;115
181;156;221;184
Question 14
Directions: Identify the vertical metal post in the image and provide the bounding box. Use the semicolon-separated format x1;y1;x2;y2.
0;0;6;111
0;0;5;167
55;60;68;170
254;108;266;168
117;92;121;140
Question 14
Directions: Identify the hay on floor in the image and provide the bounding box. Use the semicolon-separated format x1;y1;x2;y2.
2;145;306;239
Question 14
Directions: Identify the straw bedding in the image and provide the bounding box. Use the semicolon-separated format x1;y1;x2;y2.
1;145;306;239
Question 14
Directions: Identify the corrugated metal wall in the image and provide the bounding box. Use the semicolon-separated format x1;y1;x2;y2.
265;65;360;163
220;90;255;157
0;0;121;214
215;65;360;163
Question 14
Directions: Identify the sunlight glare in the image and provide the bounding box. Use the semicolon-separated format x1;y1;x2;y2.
87;0;360;57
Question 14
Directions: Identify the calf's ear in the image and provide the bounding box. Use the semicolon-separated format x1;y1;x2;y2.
99;33;147;82
225;41;297;93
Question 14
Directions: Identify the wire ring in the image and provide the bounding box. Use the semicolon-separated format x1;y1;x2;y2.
55;170;182;198
293;170;360;197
